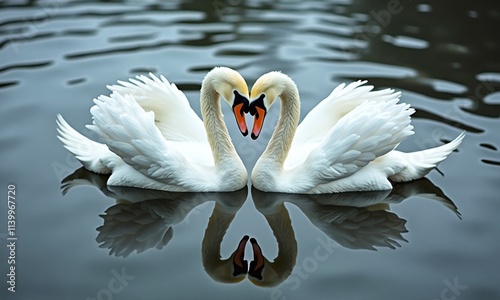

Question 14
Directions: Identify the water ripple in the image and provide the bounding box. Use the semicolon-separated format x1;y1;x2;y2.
64;40;174;60
482;159;500;166
480;143;498;151
0;80;19;89
66;77;86;86
108;33;157;43
0;60;52;74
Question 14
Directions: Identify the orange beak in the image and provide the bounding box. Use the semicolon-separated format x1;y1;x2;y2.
232;92;249;136
233;103;248;136
251;107;266;140
249;95;267;140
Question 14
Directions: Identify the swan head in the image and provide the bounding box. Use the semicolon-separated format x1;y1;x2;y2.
203;235;250;283
248;237;265;282
248;237;294;287
248;71;294;139
205;67;250;136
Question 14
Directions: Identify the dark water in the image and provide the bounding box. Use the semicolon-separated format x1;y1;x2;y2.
1;0;499;299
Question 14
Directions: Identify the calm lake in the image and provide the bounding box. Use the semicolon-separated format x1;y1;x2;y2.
1;0;499;299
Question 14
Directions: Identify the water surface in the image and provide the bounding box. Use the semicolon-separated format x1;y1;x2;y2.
1;1;499;299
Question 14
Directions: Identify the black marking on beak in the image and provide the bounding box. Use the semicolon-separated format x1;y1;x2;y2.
248;94;266;116
232;91;250;136
233;90;249;114
249;94;267;140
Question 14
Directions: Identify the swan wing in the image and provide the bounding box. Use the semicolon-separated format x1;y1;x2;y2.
107;73;207;143
87;92;214;189
285;81;402;169
303;99;415;183
293;81;401;146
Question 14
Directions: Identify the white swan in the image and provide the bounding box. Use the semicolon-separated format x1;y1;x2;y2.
248;71;465;193
57;67;250;192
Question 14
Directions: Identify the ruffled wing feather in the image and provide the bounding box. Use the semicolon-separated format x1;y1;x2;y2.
107;73;207;143
293;81;401;146
305;99;415;183
285;81;402;169
86;92;201;187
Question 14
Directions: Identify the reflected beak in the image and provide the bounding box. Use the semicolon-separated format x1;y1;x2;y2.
248;237;264;280
248;96;267;140
232;93;249;136
232;235;249;277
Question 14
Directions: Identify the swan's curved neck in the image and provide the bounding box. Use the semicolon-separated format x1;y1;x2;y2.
249;202;297;286
202;205;235;264
266;204;298;266
261;85;300;166
202;204;242;283
200;82;238;164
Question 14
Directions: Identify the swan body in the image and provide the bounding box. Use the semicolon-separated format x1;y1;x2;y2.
57;67;250;192
248;72;465;194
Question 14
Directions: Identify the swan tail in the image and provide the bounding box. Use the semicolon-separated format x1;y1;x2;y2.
389;132;465;182
60;167;109;195
391;178;461;218
56;114;112;174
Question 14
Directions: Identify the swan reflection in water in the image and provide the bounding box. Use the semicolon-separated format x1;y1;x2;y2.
61;168;459;286
249;180;459;287
61;167;249;283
